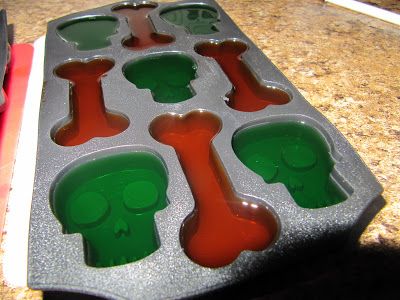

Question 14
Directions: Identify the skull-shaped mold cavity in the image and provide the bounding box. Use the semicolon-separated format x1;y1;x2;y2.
123;53;197;103
51;152;168;267
56;16;119;51
232;121;349;208
160;4;219;35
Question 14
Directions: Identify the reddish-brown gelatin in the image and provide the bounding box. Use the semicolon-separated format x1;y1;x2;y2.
113;4;174;50
53;59;129;146
150;111;277;268
195;40;290;112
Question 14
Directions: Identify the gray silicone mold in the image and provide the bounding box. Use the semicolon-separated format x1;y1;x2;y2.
28;1;383;299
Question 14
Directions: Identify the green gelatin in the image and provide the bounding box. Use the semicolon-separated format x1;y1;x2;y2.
160;5;219;35
232;122;347;209
57;16;118;51
51;152;168;267
123;53;197;103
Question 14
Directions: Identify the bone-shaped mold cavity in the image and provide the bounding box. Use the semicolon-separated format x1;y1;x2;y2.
232;122;348;208
123;53;197;103
57;16;118;51
112;3;174;50
195;40;290;112
51;152;168;267
160;4;219;35
149;110;277;268
52;58;129;146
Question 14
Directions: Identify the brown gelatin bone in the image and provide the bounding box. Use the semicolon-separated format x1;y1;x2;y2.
195;40;290;112
150;110;277;267
113;4;174;51
53;58;129;146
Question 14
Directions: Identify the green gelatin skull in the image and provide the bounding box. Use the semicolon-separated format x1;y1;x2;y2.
160;5;219;35
52;152;168;267
232;122;347;209
57;16;118;51
123;53;197;103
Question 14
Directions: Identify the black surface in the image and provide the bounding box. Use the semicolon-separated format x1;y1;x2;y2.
43;244;400;300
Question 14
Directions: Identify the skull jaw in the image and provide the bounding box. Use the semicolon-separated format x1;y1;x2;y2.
82;230;160;268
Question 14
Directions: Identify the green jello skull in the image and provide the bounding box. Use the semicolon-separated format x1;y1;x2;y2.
123;53;197;103
161;5;219;35
232;122;347;208
57;16;118;51
52;152;168;267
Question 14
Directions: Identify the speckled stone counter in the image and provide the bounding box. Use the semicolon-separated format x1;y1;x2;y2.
0;0;399;299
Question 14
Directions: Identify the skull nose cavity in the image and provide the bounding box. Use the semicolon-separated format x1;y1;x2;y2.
70;192;110;227
123;181;159;212
114;218;130;238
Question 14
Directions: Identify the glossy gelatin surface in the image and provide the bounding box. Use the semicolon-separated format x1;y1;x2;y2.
57;16;118;51
124;53;197;103
160;5;219;35
233;122;347;208
113;4;174;50
53;58;129;146
150;111;277;268
52;152;168;267
196;40;290;112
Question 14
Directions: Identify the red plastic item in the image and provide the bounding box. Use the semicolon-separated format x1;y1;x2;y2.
0;44;34;237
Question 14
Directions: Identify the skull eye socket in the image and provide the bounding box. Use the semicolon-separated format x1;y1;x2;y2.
246;154;278;182
70;192;110;227
282;144;317;171
123;180;159;213
187;10;199;20
202;10;214;19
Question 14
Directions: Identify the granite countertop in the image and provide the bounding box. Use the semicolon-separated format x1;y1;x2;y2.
0;0;399;299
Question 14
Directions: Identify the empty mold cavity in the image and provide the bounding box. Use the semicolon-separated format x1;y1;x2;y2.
112;3;174;50
232;122;348;209
123;53;197;103
149;110;277;268
160;4;219;35
51;152;168;267
57;16;118;51
52;58;129;146
195;40;290;112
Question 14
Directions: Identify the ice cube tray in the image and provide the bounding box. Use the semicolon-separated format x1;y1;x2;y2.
28;1;383;298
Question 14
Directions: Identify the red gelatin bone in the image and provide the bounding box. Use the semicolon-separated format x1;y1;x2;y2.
113;4;174;51
195;40;290;112
53;59;129;146
150;111;277;268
